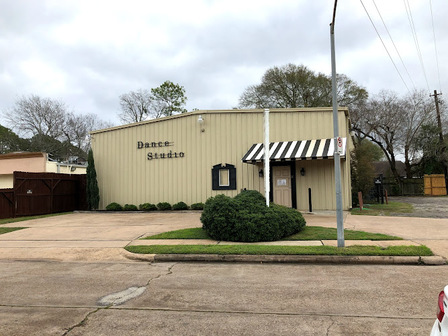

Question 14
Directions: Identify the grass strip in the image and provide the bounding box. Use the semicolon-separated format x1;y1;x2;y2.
146;228;211;239
126;244;432;257
287;226;402;241
144;226;402;241
0;227;26;235
351;202;413;216
0;212;72;225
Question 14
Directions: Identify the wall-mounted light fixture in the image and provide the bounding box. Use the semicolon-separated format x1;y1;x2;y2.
197;115;205;132
259;169;264;178
300;167;306;176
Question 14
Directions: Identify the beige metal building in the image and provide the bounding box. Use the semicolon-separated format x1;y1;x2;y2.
91;108;353;211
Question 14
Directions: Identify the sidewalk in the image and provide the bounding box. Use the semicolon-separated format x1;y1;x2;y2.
128;238;420;247
125;237;446;265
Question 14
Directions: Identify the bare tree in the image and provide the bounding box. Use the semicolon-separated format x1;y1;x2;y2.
118;82;188;124
118;89;153;124
401;90;435;177
352;90;435;181
4;95;67;139
352;90;405;182
63;113;112;154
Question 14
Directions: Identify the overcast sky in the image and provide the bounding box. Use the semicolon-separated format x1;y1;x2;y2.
1;0;446;127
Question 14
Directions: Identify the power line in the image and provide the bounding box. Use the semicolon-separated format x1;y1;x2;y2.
359;0;412;94
404;0;430;91
429;0;442;92
372;0;416;91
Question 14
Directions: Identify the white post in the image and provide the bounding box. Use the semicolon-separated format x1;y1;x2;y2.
264;108;270;207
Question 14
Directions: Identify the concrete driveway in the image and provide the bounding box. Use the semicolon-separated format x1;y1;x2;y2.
1;210;448;261
0;212;202;261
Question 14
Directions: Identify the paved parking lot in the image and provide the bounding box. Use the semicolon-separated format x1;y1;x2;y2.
1;210;448;261
391;196;448;218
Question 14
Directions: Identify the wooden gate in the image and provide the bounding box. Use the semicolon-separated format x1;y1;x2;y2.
424;174;447;196
0;171;87;219
0;189;15;219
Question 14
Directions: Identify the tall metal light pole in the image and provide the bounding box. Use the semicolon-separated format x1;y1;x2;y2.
330;0;345;247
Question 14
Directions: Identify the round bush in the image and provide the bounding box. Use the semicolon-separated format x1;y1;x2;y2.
157;202;172;211
172;201;189;210
105;202;123;211
139;203;157;211
123;204;138;211
201;190;306;242
190;202;205;210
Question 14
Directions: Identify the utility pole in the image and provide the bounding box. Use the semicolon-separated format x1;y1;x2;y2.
431;90;444;144
430;90;448;193
330;0;344;248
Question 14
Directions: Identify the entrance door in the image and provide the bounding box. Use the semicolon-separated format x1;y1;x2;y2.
273;166;292;207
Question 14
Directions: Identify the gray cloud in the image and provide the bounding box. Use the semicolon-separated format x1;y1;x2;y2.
0;0;446;128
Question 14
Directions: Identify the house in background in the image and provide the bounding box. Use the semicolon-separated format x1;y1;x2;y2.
373;161;406;179
0;152;87;188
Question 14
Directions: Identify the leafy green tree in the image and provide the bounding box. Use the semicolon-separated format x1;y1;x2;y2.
151;80;187;117
28;134;86;162
351;139;383;204
0;125;29;153
86;149;100;210
238;64;368;109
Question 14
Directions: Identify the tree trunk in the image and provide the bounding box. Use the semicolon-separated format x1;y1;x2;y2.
404;145;413;178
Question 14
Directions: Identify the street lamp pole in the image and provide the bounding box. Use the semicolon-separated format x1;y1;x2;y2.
330;0;345;248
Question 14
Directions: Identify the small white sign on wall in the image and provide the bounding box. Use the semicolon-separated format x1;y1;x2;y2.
277;179;287;186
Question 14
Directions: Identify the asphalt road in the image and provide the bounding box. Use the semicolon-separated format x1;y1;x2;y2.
391;196;448;218
0;260;445;335
1;211;448;335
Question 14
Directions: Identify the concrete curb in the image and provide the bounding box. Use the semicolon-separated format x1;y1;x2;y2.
121;250;155;262
123;252;447;265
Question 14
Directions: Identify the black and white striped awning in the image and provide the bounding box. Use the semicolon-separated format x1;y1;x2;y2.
242;138;347;163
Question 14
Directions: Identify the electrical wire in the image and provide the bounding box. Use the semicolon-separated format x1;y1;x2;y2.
359;0;412;94
404;0;430;91
372;0;416;91
429;0;442;92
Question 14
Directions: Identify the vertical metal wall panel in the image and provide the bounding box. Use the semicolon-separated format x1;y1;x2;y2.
91;108;352;210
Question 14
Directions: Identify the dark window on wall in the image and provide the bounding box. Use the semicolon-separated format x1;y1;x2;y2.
212;164;236;190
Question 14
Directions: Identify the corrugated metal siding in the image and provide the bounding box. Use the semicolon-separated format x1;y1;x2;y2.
91;108;352;210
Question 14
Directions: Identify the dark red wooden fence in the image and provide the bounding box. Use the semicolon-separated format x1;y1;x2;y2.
0;171;87;219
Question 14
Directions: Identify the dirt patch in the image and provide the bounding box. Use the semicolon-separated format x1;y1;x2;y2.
389;196;448;218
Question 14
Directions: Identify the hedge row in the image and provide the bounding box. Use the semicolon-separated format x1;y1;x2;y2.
201;190;306;242
105;201;205;211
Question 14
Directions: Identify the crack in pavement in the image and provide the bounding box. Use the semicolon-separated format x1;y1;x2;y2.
61;262;177;335
326;317;335;336
61;308;101;336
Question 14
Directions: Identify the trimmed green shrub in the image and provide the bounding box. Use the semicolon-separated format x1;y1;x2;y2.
123;204;138;211
173;201;189;210
157;202;172;211
201;190;306;242
106;202;123;211
139;203;157;211
190;202;205;210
